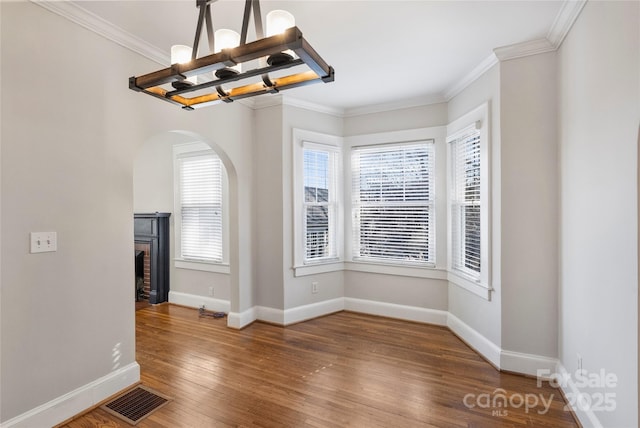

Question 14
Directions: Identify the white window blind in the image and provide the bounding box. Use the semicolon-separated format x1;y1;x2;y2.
450;130;481;278
303;146;338;262
351;141;435;265
178;152;223;262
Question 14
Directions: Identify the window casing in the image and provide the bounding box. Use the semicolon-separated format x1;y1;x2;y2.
351;141;435;266
293;129;343;275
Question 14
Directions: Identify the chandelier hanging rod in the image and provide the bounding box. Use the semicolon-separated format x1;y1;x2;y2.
191;0;216;61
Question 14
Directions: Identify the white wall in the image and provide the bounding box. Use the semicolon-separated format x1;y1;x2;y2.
0;2;254;424
344;103;448;137
499;52;558;359
253;105;285;310
447;64;502;348
1;2;141;420
344;271;447;310
558;1;639;427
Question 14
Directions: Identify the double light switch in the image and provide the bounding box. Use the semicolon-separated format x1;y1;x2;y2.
30;232;57;253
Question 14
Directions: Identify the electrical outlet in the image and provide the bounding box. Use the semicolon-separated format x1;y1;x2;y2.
30;232;57;253
311;282;318;294
209;286;214;297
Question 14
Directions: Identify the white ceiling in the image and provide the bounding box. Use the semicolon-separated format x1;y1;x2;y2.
68;0;565;113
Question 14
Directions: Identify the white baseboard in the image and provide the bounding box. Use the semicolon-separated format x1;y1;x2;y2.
168;291;230;313
500;350;558;377
447;313;501;368
283;298;344;325
556;363;603;428
344;297;448;326
446;314;561;380
250;299;345;326
227;306;257;329
256;306;284;324
0;362;139;428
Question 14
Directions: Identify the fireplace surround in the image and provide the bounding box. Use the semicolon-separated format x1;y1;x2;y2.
134;212;171;304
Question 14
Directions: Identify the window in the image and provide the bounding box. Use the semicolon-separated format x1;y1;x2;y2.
175;144;225;265
447;102;490;297
351;141;435;266
303;146;339;262
449;128;481;277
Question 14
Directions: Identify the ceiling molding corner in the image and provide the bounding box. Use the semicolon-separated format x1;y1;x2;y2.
446;0;585;101
239;95;282;110
444;53;499;101
239;95;345;117
547;0;587;48
493;38;555;62
282;96;345;117
31;0;169;66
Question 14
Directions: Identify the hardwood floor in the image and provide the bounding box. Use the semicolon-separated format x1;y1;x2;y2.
62;305;578;427
135;299;151;311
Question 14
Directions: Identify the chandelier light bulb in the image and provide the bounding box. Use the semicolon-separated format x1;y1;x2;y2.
266;10;296;66
171;45;197;84
266;10;295;37
171;45;192;64
214;29;241;51
214;29;242;76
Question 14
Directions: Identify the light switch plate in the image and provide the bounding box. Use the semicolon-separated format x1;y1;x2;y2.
30;232;57;253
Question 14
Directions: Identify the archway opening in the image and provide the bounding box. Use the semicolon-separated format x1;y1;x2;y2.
132;130;239;327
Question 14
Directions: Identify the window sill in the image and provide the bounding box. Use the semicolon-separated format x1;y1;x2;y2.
175;259;230;274
344;261;447;280
294;262;344;277
448;271;492;300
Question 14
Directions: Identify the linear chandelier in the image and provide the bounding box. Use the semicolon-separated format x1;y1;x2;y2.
129;0;334;110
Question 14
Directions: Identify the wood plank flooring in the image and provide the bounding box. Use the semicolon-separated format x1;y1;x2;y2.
62;305;578;427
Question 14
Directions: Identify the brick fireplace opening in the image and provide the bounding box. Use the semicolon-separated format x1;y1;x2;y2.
134;244;151;301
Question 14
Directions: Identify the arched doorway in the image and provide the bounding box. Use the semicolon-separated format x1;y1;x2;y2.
133;130;240;327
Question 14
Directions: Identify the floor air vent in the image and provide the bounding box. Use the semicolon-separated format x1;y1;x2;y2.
101;385;171;425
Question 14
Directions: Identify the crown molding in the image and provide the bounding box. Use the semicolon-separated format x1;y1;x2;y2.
241;95;345;117
493;37;556;61
344;94;447;118
239;96;279;110
491;0;585;62
283;96;345;117
444;53;499;101
547;0;587;48
247;93;450;118
31;0;169;66
445;0;585;100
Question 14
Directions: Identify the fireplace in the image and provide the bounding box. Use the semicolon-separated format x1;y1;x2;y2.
134;213;171;304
